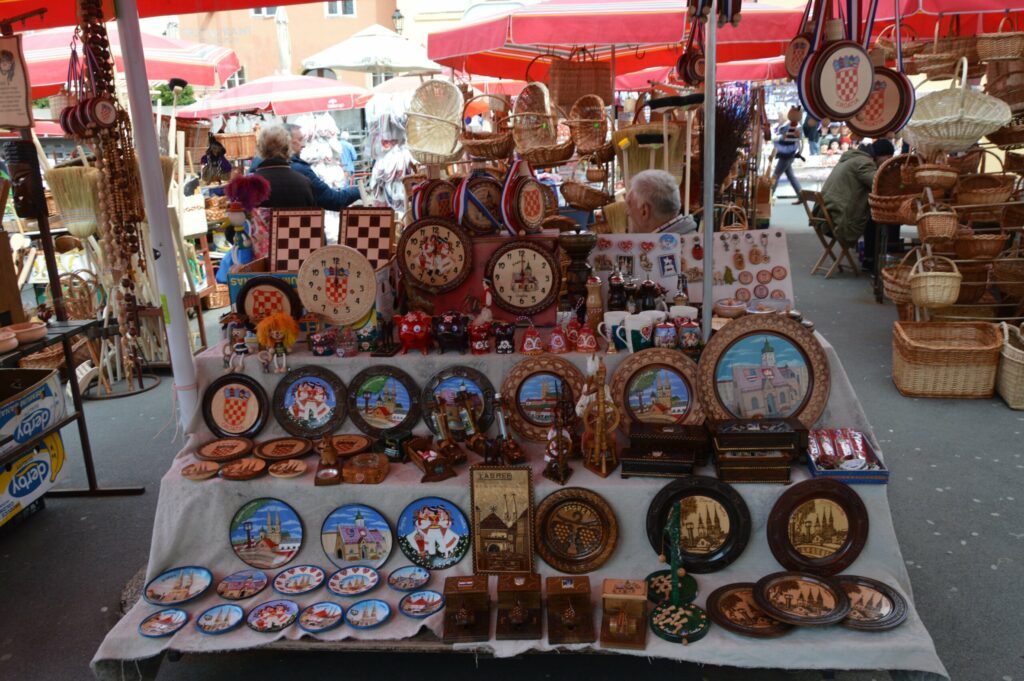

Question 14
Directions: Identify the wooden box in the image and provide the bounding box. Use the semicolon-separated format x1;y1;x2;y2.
600;579;648;650
714;449;793;484
341;452;389;484
496;573;542;641
442;575;490;643
620;423;710;478
709;417;808;456
546;576;595;645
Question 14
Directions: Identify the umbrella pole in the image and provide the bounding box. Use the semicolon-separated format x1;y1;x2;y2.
117;0;198;430
684;109;693;213
701;16;716;342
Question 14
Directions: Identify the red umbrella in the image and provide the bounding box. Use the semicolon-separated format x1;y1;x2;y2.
0;120;64;138
23;26;240;98
616;57;788;90
176;74;368;119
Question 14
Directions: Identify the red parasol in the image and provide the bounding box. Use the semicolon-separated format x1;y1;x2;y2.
615;57;788;90
176;74;368;119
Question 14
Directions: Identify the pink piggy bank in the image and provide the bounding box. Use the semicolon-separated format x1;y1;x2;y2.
396;311;433;355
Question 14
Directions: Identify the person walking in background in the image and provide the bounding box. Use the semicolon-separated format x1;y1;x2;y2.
252;124;315;209
339;131;358;186
772;106;804;204
803;114;824;156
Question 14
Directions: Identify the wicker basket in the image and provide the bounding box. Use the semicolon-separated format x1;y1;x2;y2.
591;142;616;165
543;50;613;112
997;322;1024;409
914;163;958;191
955;174;1016;205
511;82;556;151
521;140;575;167
566;95;609;156
1006;151;1024;174
871;193;915;223
881;249;918;304
560;181;611;211
586;165;607;182
955;261;991;304
986;120;1024;149
954;230;1010;260
977;16;1024;62
992;258;1024;300
897;195;921;224
214;133;256;160
910;255;962;307
407;80;465;165
460;95;514;160
916;202;958;242
892;321;1002;398
944;149;983;175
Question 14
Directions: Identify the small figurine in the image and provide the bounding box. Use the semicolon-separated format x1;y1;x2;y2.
371;317;402;357
223;321;249;373
468;321;492;355
200;133;232;185
433;310;471;354
494;393;526;465
256;312;299;374
577;354;621;477
673;273;690;307
456;388;488;456
473;279;495;326
315;435;342;486
546;326;570;354
215;175;270;284
355;325;377;354
564;318;582;347
493;322;516;355
309;328;337;357
396;310;433;355
519;322;544;355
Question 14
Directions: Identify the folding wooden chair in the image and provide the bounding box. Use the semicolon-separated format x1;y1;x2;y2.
800;190;859;278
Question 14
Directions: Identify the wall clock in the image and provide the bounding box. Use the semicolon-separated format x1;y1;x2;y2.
272;365;348;439
534;487;618;574
347;366;422;437
202;374;270;439
500;356;585;442
235;275;302;325
486;240;561;315
397;218;473;294
456;174;503;236
296;245;376;326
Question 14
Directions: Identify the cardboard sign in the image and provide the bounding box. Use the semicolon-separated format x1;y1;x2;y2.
0;36;34;130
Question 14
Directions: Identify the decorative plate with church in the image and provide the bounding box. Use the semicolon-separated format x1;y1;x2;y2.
298;602;345;634
216;569;268;601
645;476;751;574
696;314;829;429
753;571;851;627
705;582;794;638
143;566;213;606
202;374;270;439
347;366;421;438
609;348;704;430
229;498;304;570
422;366;496;439
534;488;618;574
320;504;394;570
344;598;392;629
767;478;868;576
327;566;380;597
138;609;189;638
836;575;908;632
470;466;535;575
500;356;585;442
396;497;471;571
195;604;245;636
272;366;348;438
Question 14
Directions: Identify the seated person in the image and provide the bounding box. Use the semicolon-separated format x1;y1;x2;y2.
625;169;696;234
817;138;895;271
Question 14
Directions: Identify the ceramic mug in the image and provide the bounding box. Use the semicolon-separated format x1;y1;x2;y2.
601;311;630;351
614;314;654;353
639;309;668;325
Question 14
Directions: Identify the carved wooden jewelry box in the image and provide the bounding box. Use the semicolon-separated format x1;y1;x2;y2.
621;423;710;479
709;418;807;484
496;573;542;640
443;575;490;643
546;576;595;645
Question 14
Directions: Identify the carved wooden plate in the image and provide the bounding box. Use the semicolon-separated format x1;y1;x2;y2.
219;457;267;481
753;571;851;627
330;433;374;457
836;575;908;632
422;366;496;438
535;487;618;574
196;437;254;462
706;582;794;638
202;374;270;439
609;348;704;430
272;366;348;438
254;437;313;461
500;356;585;442
181;460;220;481
347;366;422;438
268;459;307;479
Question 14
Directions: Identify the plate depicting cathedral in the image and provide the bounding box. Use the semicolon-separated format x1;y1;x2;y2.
195;604;244;635
321;504;393;569
517;372;569;427
764;576;839;619
677;496;730;556
352;374;412;431
229;498;304;570
626;366;692;424
143;566;213;605
714;334;810;419
787;498;849;559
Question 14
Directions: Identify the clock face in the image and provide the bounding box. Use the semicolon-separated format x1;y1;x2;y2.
397;218;472;293
486;241;560;315
461;176;503;235
297;245;376;326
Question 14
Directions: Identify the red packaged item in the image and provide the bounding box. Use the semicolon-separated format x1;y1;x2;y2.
832;429;856;460
847;429;870;460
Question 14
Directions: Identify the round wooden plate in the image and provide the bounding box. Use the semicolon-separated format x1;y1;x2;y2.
810;40;875;121
609;348;704;430
254;437;313;461
219;457;267;481
236;276;302;325
836;575;908;632
268;459;308;479
534;487;618;574
196;436;254;462
754;571;851;627
457;174;503;236
706;582;794;638
848;67;908;138
272;366;348;439
347;366;422;438
202;375;270;440
182;460;220;481
500;356;585;442
329;433;374;457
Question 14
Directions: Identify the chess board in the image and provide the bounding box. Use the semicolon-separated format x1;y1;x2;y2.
270;209;326;272
341;207;395;271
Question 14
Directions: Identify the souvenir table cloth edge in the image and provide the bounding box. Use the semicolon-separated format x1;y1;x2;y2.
91;340;947;681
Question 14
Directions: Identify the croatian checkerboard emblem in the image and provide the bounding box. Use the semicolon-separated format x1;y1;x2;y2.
223;387;252;428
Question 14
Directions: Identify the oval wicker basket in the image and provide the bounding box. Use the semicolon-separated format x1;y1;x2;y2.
992;257;1024;300
566;94;609;156
407;80;465;165
977;16;1024;62
914;164;958;191
910;255;962;308
955;261;991;304
521;140;575;167
460;95;514;160
986;120;1024;149
560;181;612;211
953;230;1010;260
586;166;607;182
955;174;1016;205
870;193;915;223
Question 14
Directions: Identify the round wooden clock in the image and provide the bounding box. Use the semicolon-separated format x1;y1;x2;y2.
456;174;503;236
485;240;560;315
396;218;472;294
297;245;376;326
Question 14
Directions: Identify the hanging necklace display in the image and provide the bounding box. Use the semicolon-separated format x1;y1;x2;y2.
808;0;875;121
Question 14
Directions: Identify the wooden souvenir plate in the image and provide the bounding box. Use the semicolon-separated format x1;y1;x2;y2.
139;609;188;638
501;175;525;234
422;366;496;437
609;348;704;429
396;496;471;570
229;498;303;570
785;33;813;80
202;374;270;439
254;437;313;461
330;433;374;457
706;582;794;638
181;460;220;481
327;566;381;597
422;180;457;219
272;564;326;596
458;174;503;235
345;598;391;629
646;476;751;574
470;466;535;575
296;245;376;326
388;565;431;592
696;313;830;429
196;436;254;462
485;240;561;316
399;590;445;619
90;95;118;128
797;51;827;120
321;504;394;569
144;566;213;606
219;457;267;480
753;571;851;627
767;478;869;576
396;218;473;294
649;602;709;644
298;602;345;634
848;67;908;138
236;275;302;325
246;599;299;633
272;366;348;438
195;604;245;636
217;569;268;600
501;356;585;442
268;459;307;478
514;178;548;234
810;41;874;120
836;575;908;631
534;488;618;574
347;366;421;437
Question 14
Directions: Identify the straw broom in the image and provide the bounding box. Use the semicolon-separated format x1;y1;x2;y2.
44;167;100;239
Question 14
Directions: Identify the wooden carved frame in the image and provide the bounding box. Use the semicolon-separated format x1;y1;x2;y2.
753;571;851;627
347;366;422;438
835;575;908;632
421;366;496;437
534;487;618;574
500;356;584;443
705;582;794;638
202;374;270;439
272;365;348;438
470;466;535;575
609;348;705;431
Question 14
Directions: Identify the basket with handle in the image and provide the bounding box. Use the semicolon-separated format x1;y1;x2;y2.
986;118;1024;150
992;251;1024;301
977;15;1024;62
953;226;1010;260
542;48;613;112
916;191;959;243
870;155;920;223
560;158;611;211
407;80;465;165
881;248;918;304
566;94;610;156
892;321;1002;398
510;81;562;155
909;255;962;307
997;322;1024;409
985;71;1024;114
460;94;514;161
955;173;1017;206
214;133;256;160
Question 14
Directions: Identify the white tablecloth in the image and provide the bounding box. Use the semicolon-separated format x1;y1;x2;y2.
92;338;948;680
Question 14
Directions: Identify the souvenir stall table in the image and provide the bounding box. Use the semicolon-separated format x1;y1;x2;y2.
91;337;946;681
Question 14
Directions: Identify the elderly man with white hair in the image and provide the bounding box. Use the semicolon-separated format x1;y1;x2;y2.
624;169;696;234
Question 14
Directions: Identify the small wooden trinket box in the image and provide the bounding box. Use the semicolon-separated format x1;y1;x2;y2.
442;575;490;644
710;418;807;484
621;423;710;479
546;576;595;645
496;573;542;641
341;452;390;484
404;435;457;483
715;450;793;484
600;579;648;650
380;432;411;463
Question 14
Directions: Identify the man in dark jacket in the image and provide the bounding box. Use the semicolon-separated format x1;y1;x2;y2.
251;124;360;211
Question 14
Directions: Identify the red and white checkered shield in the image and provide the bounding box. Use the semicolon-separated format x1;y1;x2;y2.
858;80;887;126
250;289;284;319
832;54;862;109
324;267;349;305
222;387;251;428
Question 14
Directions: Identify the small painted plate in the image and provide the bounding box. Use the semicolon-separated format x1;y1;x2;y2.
344;598;391;629
255;437;313;461
399;590;445;619
139;608;188;638
738;271;753;285
217;569;269;600
269;459;308;479
705;582;793;638
220;457;267;481
195;604;245;636
246;599;300;633
649;602;710;644
298;602;345;634
753;284;770;299
387;565;431;592
327;566;380;597
772;265;788;281
395;497;471;570
330;434;374;457
181;460;219;481
273;565;326;596
321;504;394;570
734;287;751;303
756;269;773;284
196;437;253;462
144;566;213;605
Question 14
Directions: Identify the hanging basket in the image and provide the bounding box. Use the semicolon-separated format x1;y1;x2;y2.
560;181;612;211
955;261;990;304
910;255;962;308
986;118;1024;150
566;94;609;156
954;174;1017;205
881;248;918;304
953;228;1010;260
977;16;1024;62
460;94;514;161
542;49;613;112
916;201;959;242
407;80;465;165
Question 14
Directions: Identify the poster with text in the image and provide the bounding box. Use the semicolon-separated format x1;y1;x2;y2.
0;35;33;130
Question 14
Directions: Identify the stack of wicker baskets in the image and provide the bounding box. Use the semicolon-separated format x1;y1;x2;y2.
870;155;921;223
407;80;465;165
909;256;962;307
892;321;1002;398
997;322;1024;409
